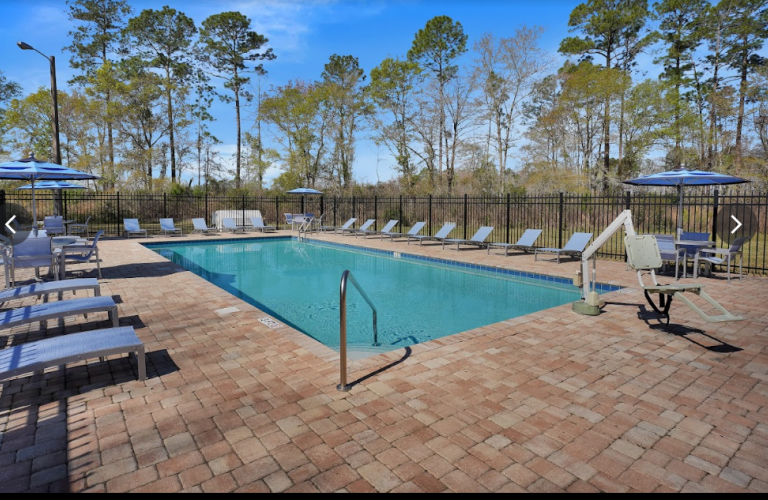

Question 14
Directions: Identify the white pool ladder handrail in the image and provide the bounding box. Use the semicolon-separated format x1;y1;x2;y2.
338;269;379;391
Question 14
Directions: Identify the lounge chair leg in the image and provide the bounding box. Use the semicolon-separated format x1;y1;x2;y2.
111;307;119;328
136;345;147;381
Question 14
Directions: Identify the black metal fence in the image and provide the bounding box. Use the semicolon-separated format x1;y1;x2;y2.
2;189;766;273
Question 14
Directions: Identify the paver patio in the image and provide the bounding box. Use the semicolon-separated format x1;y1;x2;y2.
1;229;767;493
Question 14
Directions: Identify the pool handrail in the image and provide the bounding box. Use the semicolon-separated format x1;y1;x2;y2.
338;269;378;392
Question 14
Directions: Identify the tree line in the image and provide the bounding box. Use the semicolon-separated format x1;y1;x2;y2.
0;0;766;195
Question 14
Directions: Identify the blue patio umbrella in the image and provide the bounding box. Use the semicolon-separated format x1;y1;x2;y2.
287;187;323;215
0;153;100;227
16;180;87;190
287;188;323;195
623;167;749;237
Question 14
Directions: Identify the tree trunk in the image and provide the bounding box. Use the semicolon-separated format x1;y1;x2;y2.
674;56;681;168
234;72;242;189
167;66;176;183
734;39;748;173
602;49;612;193
708;18;723;169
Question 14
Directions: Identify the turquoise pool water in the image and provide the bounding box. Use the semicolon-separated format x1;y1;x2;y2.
148;238;613;356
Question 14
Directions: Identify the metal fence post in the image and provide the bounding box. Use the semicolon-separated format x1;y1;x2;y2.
428;195;432;234
506;193;511;244
352;196;356;227
0;190;5;236
558;192;564;250
463;194;468;239
334;196;338;227
374;195;378;231
320;196;324;219
711;189;719;242
205;192;208;223
117;192;121;236
624;191;631;262
275;196;279;228
242;194;246;227
163;192;167;219
399;195;403;230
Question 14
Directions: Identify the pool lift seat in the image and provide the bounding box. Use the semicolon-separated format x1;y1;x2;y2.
624;234;743;325
572;209;744;326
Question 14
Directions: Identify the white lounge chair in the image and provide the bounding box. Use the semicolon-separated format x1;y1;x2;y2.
358;220;398;238
43;216;66;236
159;218;182;236
535;232;593;264
192;218;217;235
343;219;375;236
67;216;91;238
0;295;119;333
487;229;543;256
123;219;147;238
694;236;748;282
0;326;146;382
382;221;426;241
407;222;456;246
0;239;10;289
332;218;357;234
250;217;276;233
58;230;104;279
654;234;685;280
7;235;59;287
222;218;247;234
0;278;100;306
442;226;494;251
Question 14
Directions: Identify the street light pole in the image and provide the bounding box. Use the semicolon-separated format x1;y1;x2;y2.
18;41;63;215
17;42;60;165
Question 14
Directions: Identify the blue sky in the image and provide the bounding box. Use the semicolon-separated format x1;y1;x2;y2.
0;0;659;186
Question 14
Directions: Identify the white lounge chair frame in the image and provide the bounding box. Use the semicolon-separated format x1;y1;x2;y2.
0;295;119;333
535;232;593;264
358;220;398;239
407;223;456;246
192;218;217;235
222;218;247;234
332;218;357;234
343;219;375;236
382;221;426;241
159;218;182;236
250;217;276;233
442;226;494;251
123;219;147;238
0;278;100;306
487;229;543;256
0;326;146;382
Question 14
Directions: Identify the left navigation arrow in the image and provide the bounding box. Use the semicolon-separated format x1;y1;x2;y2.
5;216;16;234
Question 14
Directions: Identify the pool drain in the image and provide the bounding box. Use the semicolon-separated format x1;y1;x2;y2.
259;317;283;329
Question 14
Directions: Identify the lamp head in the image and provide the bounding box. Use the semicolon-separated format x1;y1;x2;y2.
17;41;34;50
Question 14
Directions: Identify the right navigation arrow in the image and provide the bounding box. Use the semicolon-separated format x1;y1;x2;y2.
731;215;742;234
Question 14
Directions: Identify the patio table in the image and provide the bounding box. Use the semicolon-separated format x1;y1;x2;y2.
675;239;716;278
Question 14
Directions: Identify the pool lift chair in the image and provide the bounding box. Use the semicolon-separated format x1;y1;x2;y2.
572;210;743;327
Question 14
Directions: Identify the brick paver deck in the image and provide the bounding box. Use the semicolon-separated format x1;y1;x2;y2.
1;228;767;492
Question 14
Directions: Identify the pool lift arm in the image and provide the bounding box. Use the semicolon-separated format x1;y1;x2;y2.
572;209;636;316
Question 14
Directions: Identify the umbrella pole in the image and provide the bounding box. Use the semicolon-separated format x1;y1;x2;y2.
677;185;683;240
32;177;37;236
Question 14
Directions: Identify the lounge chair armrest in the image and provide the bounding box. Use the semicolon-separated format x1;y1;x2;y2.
697;248;733;257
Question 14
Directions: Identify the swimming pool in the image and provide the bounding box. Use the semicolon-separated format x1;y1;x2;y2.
148;237;618;356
